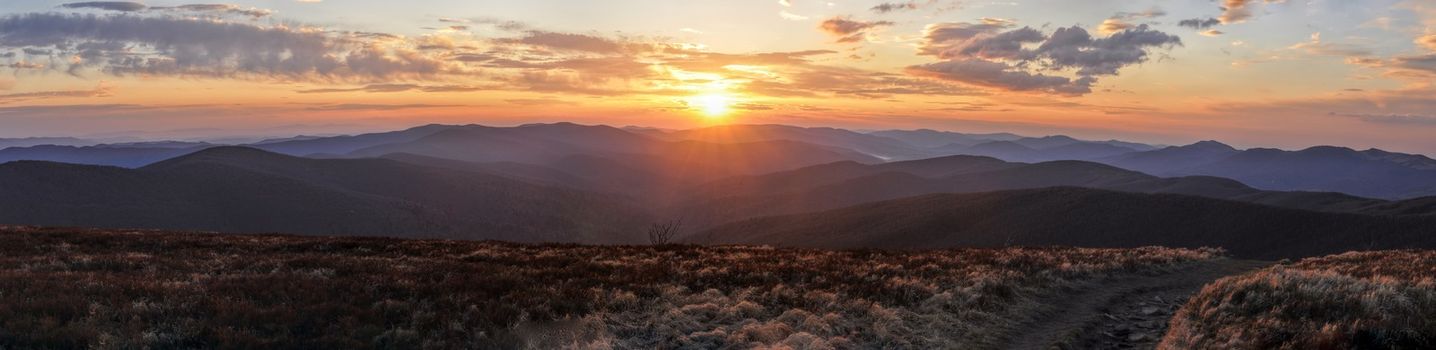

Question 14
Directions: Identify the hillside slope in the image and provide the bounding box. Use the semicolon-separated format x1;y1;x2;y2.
0;147;651;243
687;187;1436;259
670;159;1419;230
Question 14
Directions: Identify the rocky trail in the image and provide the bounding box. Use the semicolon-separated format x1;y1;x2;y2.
1006;259;1270;350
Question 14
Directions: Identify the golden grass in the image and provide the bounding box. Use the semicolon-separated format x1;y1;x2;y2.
1161;251;1436;349
0;226;1220;349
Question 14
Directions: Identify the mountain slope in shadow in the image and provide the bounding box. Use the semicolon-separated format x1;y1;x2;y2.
687;187;1436;259
0;147;652;243
669;156;1423;230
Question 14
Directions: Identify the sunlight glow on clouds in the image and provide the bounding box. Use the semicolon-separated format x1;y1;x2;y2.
0;0;1433;154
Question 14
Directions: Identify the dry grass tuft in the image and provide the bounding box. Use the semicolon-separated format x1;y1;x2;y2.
1161;250;1436;350
0;226;1219;349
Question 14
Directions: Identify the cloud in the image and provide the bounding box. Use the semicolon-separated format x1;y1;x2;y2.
1112;8;1167;20
496;31;627;53
8;61;45;70
296;84;490;94
1391;54;1436;74
1040;25;1183;75
916;21;1043;60
1101;8;1165;35
1099;19;1135;35
1219;0;1284;24
908;21;1181;95
60;2;147;12
1418;34;1436;51
0;13;456;80
60;2;274;18
149;4;275;19
1289;32;1372;57
1332;112;1436;126
780;11;809;21
0;85;114;104
306;103;459;111
871;2;921;13
0;8;1000;102
818;17;893;43
907;58;1094;95
505;98;578;106
1178;18;1221;30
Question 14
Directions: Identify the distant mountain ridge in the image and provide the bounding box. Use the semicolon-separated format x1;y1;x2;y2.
3;123;1435;199
1101;141;1436;199
0;144;211;168
0;137;95;148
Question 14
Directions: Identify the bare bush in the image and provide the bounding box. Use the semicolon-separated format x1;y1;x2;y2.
647;219;681;245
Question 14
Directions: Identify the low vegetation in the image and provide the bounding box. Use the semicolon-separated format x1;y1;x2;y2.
1161;250;1436;349
0;226;1220;349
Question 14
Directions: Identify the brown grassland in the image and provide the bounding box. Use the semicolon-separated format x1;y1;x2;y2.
0;226;1221;349
1161;250;1436;349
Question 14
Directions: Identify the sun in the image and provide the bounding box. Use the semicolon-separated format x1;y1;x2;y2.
691;93;734;118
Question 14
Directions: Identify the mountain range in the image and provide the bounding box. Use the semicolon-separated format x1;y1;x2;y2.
1;123;1435;257
11;123;1432;199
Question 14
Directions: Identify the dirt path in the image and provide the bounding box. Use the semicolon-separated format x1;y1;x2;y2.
1005;259;1269;350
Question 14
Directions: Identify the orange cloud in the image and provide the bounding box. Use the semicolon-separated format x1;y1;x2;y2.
818;17;893;43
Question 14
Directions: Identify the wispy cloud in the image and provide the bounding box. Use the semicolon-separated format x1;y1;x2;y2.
818;17;894;43
306;103;460;111
60;2;147;12
0;85;114;104
1289;32;1372;57
1219;0;1284;24
60;2;275;18
1178;18;1221;30
871;2;921;14
0;13;449;80
297;84;491;94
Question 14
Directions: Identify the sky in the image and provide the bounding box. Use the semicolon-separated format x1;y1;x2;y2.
0;0;1434;153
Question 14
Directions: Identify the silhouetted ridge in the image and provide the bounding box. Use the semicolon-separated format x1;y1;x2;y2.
146;146;285;164
1185;140;1237;152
